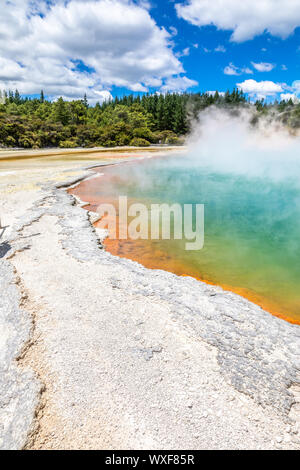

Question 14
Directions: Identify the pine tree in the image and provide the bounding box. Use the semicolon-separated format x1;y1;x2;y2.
14;89;21;104
83;93;88;108
173;101;187;134
52;97;70;125
156;94;165;130
8;90;14;103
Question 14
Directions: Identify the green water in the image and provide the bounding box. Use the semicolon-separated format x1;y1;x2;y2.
85;154;300;323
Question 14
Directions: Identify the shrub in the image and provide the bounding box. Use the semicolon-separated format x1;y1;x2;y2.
132;127;153;141
5;135;16;147
59;139;78;148
130;137;151;147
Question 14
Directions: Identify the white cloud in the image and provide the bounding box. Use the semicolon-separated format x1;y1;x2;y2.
94;90;114;102
224;63;253;76
160;75;198;93
175;0;300;42
237;79;283;99
176;47;190;58
251;62;276;72
214;45;226;53
169;26;178;36
291;80;300;95
0;0;193;102
202;45;226;53
280;93;299;103
0;58;24;81
224;65;239;76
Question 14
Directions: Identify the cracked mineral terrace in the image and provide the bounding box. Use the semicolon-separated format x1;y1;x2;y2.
0;148;299;450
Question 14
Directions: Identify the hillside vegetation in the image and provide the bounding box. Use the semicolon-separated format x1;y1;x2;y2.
0;89;298;149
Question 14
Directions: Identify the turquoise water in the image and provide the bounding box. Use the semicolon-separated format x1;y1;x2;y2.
74;154;300;323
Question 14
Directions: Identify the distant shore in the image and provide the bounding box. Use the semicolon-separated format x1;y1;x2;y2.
0;149;299;450
0;145;185;161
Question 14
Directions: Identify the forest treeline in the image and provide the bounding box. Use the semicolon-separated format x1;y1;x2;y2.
0;89;299;149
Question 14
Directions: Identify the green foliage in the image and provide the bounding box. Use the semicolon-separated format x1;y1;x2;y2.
0;88;251;149
130;137;151;147
59;139;79;148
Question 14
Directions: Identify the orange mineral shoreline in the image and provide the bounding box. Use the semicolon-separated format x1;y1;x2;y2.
102;228;300;326
70;165;300;327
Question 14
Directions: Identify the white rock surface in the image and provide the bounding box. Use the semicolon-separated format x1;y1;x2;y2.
0;155;299;450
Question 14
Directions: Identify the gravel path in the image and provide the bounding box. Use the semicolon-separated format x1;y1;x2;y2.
0;153;299;450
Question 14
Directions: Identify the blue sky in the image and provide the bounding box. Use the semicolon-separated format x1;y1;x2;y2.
149;2;300;97
2;0;300;103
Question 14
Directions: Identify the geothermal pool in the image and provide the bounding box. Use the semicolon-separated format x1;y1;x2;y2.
72;154;300;324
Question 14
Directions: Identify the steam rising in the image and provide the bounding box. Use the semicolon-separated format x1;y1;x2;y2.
185;107;300;182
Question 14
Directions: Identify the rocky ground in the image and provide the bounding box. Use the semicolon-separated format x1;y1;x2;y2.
0;149;299;450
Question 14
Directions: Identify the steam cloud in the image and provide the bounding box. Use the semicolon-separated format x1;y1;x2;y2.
185;107;300;183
